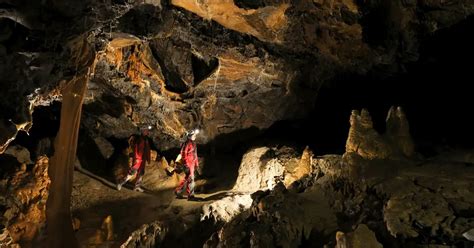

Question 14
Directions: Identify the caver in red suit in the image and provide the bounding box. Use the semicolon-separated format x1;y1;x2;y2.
175;129;199;198
117;127;151;192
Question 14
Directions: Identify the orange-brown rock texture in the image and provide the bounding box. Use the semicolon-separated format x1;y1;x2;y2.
1;0;473;150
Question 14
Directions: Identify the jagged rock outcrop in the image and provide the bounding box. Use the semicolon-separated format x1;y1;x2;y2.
201;194;253;223
84;215;115;247
0;156;50;247
205;108;474;247
207;183;337;247
200;146;314;224
4;145;33;165
120;221;167;248
345;109;394;159
93;137;115;160
233;146;314;192
335;224;382;248
375;162;474;239
84;30;314;149
171;0;290;43
320;108;474;245
345;106;415;160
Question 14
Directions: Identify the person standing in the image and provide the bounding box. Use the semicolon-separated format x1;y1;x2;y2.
175;129;200;199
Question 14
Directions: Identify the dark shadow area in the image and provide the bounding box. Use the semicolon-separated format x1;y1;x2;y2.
77;130;108;176
106;136;130;179
161;217;219;248
191;54;219;86
149;43;190;94
118;4;165;36
192;127;263;192
0;18;43;54
198;192;231;202
0;155;21;178
357;0;392;47
71;192;174;245
261;14;474;157
83;93;125;118
234;0;267;9
11;102;61;159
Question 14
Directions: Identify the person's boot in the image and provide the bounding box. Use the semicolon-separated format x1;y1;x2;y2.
116;181;126;191
175;191;185;199
117;174;132;191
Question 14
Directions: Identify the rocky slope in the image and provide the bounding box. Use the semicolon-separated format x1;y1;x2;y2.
201;107;474;247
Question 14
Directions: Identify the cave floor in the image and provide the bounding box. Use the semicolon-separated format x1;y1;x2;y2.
71;170;223;247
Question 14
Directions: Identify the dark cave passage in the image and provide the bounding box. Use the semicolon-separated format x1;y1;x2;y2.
262;14;474;156
10;102;61;159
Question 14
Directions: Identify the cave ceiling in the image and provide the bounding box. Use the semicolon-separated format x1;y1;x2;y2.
1;0;473;150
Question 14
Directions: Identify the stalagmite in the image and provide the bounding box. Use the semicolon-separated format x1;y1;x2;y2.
46;75;88;248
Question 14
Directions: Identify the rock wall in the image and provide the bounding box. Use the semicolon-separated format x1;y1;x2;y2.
233;146;314;192
0;156;50;247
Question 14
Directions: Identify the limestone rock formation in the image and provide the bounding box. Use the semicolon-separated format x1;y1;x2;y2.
345;107;415;160
201;194;253;223
120;221;167;248
84;31;313;149
200;146;314;224
85;215;115;247
208;183;337;247
171;0;290;43
93;137;115;160
385;106;415;157
233;146;315;192
335;224;382;248
345;109;393;159
4;145;33;165
375;162;474;239
0;156;50;247
232;147;285;192
330;109;474;243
